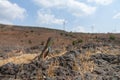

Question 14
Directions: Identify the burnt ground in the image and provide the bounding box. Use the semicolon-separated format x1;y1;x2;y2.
0;24;120;80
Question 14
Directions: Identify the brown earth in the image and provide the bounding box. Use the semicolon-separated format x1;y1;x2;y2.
0;24;120;49
0;24;120;80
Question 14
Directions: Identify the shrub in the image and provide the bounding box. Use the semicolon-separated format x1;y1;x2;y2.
26;31;29;33
41;41;44;45
72;40;78;45
95;36;98;39
60;32;64;36
28;40;32;44
78;39;83;43
109;35;115;40
30;30;34;33
65;33;69;36
25;34;28;37
20;40;23;42
72;39;83;45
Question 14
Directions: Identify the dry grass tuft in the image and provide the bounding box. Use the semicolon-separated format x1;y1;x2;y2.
0;49;67;67
0;54;38;66
47;59;59;78
46;50;67;60
78;51;96;79
94;46;120;55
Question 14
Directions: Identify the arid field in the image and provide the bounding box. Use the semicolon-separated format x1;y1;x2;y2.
0;24;120;80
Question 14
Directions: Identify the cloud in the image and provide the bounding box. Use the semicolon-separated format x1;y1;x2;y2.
0;0;26;23
113;12;120;19
87;0;113;5
33;0;96;16
68;0;96;16
0;20;13;25
34;0;66;8
37;11;65;25
71;26;86;32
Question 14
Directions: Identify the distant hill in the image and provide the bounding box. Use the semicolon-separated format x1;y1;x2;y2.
0;23;120;53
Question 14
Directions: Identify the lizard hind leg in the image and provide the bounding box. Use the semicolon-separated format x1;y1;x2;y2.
43;50;49;59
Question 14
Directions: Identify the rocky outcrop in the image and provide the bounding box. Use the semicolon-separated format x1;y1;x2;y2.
0;50;120;80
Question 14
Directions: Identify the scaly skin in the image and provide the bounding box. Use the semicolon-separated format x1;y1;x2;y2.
38;37;54;60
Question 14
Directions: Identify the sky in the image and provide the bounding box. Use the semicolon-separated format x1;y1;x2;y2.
0;0;120;33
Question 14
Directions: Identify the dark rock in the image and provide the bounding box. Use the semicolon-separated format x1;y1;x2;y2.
102;76;110;80
54;76;66;80
94;59;108;65
102;55;116;63
69;50;81;57
45;77;53;80
112;66;120;71
93;69;105;75
31;60;48;71
59;56;75;70
0;63;19;75
22;63;37;71
102;76;120;80
66;45;74;51
96;76;103;80
82;43;97;49
91;54;117;63
84;73;96;80
110;76;120;80
74;77;82;80
54;67;69;76
25;45;44;53
111;55;120;64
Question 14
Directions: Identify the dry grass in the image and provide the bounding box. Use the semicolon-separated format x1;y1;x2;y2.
79;51;95;72
0;54;38;66
47;49;96;79
74;50;96;80
0;49;67;67
0;48;118;80
46;50;67;60
47;59;59;78
0;47;117;80
72;47;120;80
95;46;120;55
45;47;67;60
